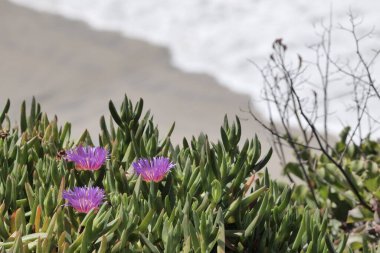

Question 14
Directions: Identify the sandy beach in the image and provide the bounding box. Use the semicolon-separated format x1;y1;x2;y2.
0;1;285;178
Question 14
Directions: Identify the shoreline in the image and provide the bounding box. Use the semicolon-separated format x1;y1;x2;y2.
0;1;285;179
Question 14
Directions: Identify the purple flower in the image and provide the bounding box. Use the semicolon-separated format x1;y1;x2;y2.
65;146;107;171
132;157;175;182
62;186;105;213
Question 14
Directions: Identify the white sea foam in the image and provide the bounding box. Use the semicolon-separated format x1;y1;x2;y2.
9;0;380;136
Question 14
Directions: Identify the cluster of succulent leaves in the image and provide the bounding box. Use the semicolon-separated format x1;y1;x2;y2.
285;127;380;251
0;96;349;252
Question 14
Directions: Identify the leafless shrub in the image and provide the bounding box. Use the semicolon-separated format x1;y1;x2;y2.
246;13;380;211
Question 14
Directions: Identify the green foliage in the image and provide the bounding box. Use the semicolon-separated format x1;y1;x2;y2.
286;127;380;251
0;96;341;252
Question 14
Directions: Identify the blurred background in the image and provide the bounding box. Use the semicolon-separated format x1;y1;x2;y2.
0;0;379;179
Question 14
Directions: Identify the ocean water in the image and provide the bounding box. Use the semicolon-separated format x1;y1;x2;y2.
9;0;380;137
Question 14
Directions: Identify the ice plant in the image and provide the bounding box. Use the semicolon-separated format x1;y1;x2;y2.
132;157;175;182
65;146;107;171
62;186;105;213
